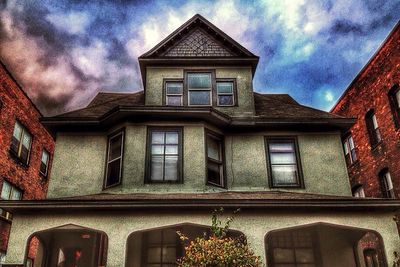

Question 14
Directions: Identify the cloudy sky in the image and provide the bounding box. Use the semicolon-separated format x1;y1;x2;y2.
0;0;399;115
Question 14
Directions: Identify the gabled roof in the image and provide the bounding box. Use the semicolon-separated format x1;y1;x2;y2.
138;14;259;88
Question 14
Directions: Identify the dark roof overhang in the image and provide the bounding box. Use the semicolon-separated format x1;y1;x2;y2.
2;198;400;212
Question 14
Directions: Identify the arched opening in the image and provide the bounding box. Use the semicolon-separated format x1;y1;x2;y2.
125;223;243;267
265;222;387;267
24;224;108;267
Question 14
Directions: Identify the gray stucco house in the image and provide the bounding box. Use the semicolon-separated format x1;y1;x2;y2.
2;14;400;267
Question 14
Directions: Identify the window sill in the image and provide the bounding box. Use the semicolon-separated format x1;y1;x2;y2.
8;150;29;169
270;185;304;189
144;180;183;184
206;181;226;189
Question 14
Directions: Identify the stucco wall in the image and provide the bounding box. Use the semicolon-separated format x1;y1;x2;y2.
4;210;399;267
47;125;351;198
145;66;254;116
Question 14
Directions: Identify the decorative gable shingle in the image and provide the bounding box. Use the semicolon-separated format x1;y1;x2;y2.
162;28;235;57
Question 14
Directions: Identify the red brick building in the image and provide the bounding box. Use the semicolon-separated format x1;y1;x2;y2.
331;21;400;199
0;61;54;264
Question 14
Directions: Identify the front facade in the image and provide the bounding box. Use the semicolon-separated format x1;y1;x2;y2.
2;15;400;267
0;62;55;264
331;21;400;199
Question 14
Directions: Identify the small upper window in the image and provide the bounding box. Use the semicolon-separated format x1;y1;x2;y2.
388;84;400;127
147;128;182;183
10;121;32;165
216;81;234;106
206;132;225;187
40;149;50;177
343;135;357;165
165;81;183;106
104;131;124;188
380;169;395;199
187;73;212;106
266;138;303;188
352;185;365;198
365;110;381;147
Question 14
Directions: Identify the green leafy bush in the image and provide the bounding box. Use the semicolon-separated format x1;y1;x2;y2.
177;208;262;267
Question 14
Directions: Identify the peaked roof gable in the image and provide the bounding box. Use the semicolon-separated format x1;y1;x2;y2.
140;14;257;58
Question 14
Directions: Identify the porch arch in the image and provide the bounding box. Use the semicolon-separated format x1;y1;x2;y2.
264;222;387;267
24;224;108;267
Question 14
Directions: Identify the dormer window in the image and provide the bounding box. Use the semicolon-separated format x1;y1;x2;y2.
165;81;183;106
187;73;212;106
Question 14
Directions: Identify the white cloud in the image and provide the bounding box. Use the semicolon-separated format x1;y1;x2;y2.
71;40;109;78
46;11;92;35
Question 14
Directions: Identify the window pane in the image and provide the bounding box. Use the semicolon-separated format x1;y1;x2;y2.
1;182;11;200
270;153;296;164
152;132;165;144
343;140;349;154
40;162;48;175
13;122;22;140
147;247;161;262
152;145;164;155
165;145;178;155
22;132;32;149
385;172;393;190
106;159;121;186
164;156;178;181
151;156;164;181
217;82;233;93
162;247;176;262
109;134;122;161
372;114;379;129
189;91;210;105
10;136;20;154
351;149;357;162
41;150;49;164
187;73;211;89
269;143;294;152
348;137;355;149
218;95;234;106
207;161;222;185
167;96;182;106
396;90;400;108
207;137;221;161
166;82;183;94
11;189;22;200
274;248;295;263
20;145;30;164
295;249;315;263
271;165;297;185
165;132;178;144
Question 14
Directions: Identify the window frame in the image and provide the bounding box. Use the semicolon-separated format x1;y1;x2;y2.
10;120;33;166
205;130;226;188
388;84;400;128
145;127;183;184
379;168;395;199
39;149;50;177
103;129;125;190
215;79;237;107
185;70;214;107
163;79;184;106
1;180;23;221
265;136;304;189
365;109;382;148
342;134;357;166
352;184;365;198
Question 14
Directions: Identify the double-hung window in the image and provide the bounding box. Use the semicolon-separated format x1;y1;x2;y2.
147;128;182;182
1;180;23;220
187;73;212;106
206;132;225;187
11;121;32;165
365;110;381;147
389;85;400;127
266;137;303;188
104;131;124;188
216;81;235;106
165;81;183;106
343;135;357;165
40;149;50;177
380;169;395;199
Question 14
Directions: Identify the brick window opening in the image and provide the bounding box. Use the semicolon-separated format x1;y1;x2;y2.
352;184;365;198
10;121;32;165
365;110;382;148
40;149;50;177
104;131;124;188
379;168;395;199
388;84;400;127
343;135;357;165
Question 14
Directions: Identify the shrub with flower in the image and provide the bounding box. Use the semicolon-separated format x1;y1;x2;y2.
177;208;262;267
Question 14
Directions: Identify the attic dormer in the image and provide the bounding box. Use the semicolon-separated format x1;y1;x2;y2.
139;14;259;116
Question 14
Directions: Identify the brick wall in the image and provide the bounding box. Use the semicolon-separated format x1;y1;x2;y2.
332;22;400;198
0;62;54;258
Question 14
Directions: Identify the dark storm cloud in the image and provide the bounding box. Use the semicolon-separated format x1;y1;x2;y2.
0;0;399;115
